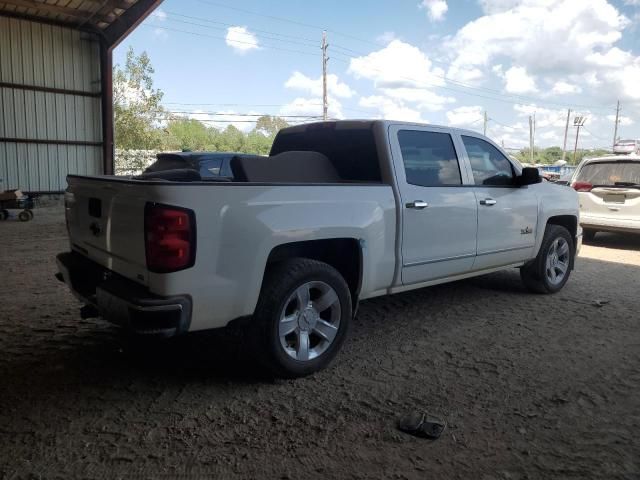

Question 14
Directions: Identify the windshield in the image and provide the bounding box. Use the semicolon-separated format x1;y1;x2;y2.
576;161;640;186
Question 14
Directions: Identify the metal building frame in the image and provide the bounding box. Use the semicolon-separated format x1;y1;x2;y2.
0;0;162;189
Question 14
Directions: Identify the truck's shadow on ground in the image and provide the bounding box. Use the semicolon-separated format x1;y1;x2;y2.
583;231;640;251
1;256;638;390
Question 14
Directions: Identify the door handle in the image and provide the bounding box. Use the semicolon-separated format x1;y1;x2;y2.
406;200;429;209
479;198;497;206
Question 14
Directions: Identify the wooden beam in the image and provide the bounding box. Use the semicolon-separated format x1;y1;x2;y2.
1;0;96;20
102;0;163;50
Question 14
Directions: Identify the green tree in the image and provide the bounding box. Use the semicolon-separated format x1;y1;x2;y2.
113;47;165;150
163;118;216;151
255;115;289;136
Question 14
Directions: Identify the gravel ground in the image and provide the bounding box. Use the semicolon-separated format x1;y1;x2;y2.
1;207;639;480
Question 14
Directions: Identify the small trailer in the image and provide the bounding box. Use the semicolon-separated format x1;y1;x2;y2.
0;189;34;221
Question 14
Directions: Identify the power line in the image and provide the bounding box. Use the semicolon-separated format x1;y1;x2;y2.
164;11;321;45
142;24;320;57
160;13;321;50
195;0;391;48
162;110;323;119
163;102;323;107
150;10;616;113
330;52;614;112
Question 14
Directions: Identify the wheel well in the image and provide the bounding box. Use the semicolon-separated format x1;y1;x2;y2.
547;215;577;239
266;239;362;301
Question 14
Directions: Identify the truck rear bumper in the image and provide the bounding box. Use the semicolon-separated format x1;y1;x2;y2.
56;252;192;337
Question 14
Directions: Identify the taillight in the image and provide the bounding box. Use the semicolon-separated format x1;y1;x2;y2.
572;181;593;192
145;203;196;273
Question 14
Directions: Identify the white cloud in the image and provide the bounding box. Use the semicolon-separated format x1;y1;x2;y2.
225;26;260;54
445;0;638;105
280;97;343;120
347;39;454;115
420;0;448;21
349;40;446;89
153;28;168;39
359;96;427;123
446;106;484;127
151;9;167;21
551;81;582;95
503;66;537;94
607;114;634;126
284;71;355;99
376;31;396;44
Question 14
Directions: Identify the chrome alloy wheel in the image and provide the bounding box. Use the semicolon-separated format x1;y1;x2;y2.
278;281;341;361
545;237;570;286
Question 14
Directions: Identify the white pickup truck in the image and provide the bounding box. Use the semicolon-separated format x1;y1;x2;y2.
57;120;581;377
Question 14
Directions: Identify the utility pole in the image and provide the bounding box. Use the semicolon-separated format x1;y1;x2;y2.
573;115;587;165
531;112;536;158
483;110;488;136
561;108;571;163
529;116;534;164
612;100;620;151
321;31;329;121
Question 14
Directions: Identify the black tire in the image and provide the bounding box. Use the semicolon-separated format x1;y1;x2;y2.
520;224;574;294
583;228;597;242
25;209;34;220
0;209;8;221
18;211;30;222
251;258;352;378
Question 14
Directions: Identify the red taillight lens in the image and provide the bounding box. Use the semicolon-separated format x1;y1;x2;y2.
145;204;196;273
572;181;593;192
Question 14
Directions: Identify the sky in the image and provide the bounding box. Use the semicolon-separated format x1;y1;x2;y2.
115;0;640;151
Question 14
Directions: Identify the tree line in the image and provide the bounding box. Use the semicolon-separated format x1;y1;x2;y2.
511;146;611;166
114;48;290;157
115;48;611;166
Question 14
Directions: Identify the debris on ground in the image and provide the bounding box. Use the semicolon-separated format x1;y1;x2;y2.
593;300;610;308
397;412;446;439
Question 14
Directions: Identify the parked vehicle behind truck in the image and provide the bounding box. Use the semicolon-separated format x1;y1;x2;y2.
571;154;640;240
57;120;581;377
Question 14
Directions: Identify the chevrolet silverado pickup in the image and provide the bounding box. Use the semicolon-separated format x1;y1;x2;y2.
57;120;581;377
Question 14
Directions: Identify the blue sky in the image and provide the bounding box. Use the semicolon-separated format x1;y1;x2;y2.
115;0;640;150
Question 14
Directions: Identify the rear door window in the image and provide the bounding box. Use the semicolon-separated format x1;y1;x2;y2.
397;130;462;187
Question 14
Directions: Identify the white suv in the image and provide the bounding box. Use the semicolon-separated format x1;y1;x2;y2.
572;154;640;240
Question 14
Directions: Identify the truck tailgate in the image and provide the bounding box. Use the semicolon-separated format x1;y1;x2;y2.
65;176;150;285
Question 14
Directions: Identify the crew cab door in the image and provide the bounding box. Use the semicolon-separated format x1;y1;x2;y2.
458;134;539;269
389;125;478;285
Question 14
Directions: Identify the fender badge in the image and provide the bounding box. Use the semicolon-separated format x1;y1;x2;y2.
520;226;533;235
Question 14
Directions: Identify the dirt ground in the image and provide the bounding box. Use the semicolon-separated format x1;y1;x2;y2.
1;207;639;480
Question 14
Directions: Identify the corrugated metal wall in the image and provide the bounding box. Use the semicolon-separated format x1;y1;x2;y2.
0;15;103;192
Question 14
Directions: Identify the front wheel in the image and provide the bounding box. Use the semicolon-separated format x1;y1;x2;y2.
521;224;574;294
251;258;352;378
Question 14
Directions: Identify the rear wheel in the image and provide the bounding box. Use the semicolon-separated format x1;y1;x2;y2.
251;258;352;378
18;211;30;222
583;228;596;242
521;224;574;294
25;209;34;220
0;209;8;221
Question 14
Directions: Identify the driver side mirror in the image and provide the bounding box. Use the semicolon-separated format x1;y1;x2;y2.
516;167;542;186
